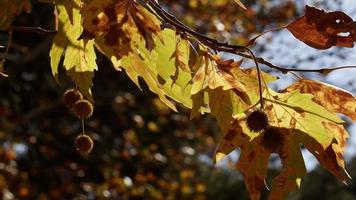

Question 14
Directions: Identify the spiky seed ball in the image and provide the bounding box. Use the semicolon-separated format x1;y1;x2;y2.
72;99;94;119
74;134;94;155
246;110;269;132
63;89;83;108
262;127;284;153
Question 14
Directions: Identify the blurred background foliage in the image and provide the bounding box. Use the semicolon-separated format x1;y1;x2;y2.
0;0;355;199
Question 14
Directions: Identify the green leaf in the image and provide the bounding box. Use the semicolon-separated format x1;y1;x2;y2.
285;79;356;121
120;50;177;111
98;28;193;111
265;89;344;148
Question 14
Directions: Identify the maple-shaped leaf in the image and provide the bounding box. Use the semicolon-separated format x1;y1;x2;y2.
120;50;177;111
81;0;161;59
191;54;246;95
287;6;356;49
264;90;349;184
0;0;31;30
285;79;356;121
263;89;344;147
215;89;349;199
152;29;193;108
191;66;277;132
189;55;278;131
229;68;278;114
108;29;193;111
49;0;97;101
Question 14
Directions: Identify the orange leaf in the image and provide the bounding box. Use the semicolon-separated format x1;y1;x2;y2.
287;6;356;49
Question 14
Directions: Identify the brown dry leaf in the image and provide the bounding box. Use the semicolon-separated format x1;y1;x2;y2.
215;120;270;200
287;5;356;49
285;79;356;121
81;0;161;59
301;122;350;181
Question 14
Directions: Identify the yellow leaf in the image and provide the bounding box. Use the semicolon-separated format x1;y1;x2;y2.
285;79;356;121
81;0;162;58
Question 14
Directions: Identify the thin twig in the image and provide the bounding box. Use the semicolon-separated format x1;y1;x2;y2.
242;48;264;108
237;52;356;73
246;26;286;47
9;25;57;35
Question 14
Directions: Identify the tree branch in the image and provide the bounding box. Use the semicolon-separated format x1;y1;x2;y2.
145;0;356;74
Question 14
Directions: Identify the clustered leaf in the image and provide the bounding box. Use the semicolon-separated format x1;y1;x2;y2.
80;0;161;58
215;87;354;199
44;0;356;199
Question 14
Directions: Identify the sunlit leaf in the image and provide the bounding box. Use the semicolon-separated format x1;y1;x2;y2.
50;0;97;101
81;0;162;58
215;88;349;199
285;79;356;121
287;6;356;49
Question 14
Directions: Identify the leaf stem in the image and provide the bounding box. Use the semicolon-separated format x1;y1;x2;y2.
81;119;85;135
242;48;264;108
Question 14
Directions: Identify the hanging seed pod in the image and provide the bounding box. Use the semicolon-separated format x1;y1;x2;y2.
72;99;94;119
261;127;285;153
74;134;94;155
246;109;269;132
63;89;83;108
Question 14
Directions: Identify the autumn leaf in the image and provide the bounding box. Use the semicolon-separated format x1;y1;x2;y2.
264;89;344;147
189;56;278;132
81;0;162;59
285;79;356;121
105;29;193;111
208;88;234;132
191;54;246;95
0;0;31;30
170;35;191;72
287;5;356;49
49;0;97;101
215;88;349;199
